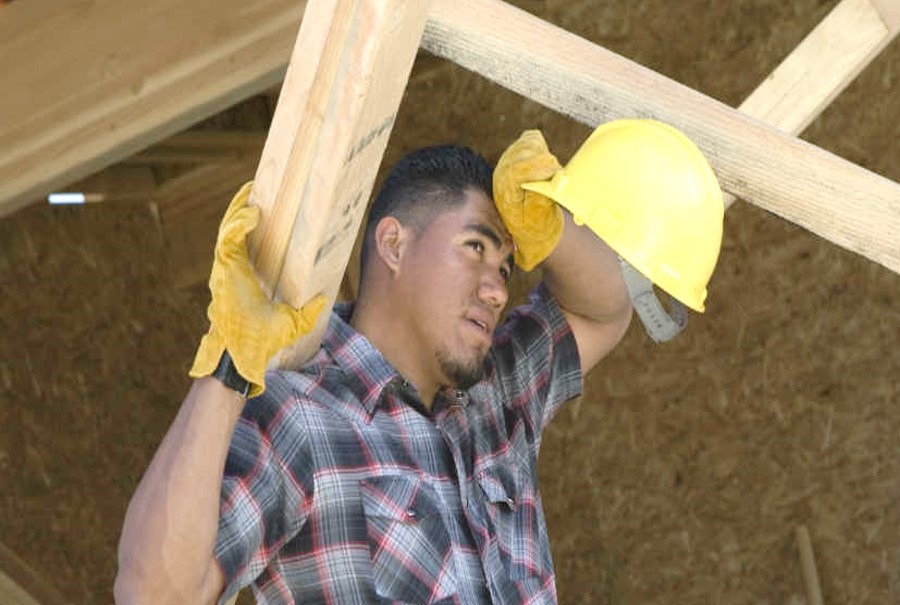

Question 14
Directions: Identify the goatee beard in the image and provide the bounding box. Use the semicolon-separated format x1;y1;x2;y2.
436;348;485;390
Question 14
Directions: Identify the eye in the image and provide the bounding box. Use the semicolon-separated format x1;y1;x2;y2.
466;240;485;254
499;266;511;281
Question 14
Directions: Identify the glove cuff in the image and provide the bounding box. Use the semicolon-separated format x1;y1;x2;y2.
189;329;225;379
210;350;251;398
189;329;267;397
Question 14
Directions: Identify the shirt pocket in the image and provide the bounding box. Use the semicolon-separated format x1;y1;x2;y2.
477;462;547;581
360;474;458;604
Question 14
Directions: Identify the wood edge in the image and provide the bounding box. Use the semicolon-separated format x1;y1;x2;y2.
868;0;900;31
0;542;70;605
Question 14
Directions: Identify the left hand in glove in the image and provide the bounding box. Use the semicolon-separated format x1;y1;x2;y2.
492;130;564;271
189;182;326;397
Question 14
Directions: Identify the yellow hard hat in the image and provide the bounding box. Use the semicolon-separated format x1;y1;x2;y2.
521;119;724;312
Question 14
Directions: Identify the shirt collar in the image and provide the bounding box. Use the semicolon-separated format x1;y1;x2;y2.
322;302;497;417
322;302;404;417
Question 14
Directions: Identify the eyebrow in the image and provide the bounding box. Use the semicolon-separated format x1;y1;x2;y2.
463;223;515;271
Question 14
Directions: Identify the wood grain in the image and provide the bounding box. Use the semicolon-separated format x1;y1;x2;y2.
422;0;900;275
2;0;897;275
729;0;900;208
0;0;306;216
245;0;430;369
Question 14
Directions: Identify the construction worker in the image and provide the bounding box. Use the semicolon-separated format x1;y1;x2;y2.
115;120;723;605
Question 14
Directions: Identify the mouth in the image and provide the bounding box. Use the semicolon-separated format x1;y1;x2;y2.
464;314;495;344
468;318;490;333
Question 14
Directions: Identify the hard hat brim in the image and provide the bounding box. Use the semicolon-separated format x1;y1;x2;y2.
519;177;709;313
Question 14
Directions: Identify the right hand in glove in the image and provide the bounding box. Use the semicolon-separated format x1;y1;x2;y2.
189;181;326;397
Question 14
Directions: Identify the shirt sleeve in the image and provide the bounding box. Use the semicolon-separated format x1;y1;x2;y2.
213;375;314;604
489;282;583;442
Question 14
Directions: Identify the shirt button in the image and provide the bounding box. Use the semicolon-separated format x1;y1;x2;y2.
406;508;417;518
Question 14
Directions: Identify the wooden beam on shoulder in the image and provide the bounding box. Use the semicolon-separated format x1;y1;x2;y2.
422;0;900;275
245;0;430;369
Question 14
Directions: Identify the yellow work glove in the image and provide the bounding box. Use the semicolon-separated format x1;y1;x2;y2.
493;130;564;271
189;182;326;397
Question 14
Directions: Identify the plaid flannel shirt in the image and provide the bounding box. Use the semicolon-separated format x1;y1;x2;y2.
214;283;582;604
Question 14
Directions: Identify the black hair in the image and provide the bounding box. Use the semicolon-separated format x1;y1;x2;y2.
359;144;493;272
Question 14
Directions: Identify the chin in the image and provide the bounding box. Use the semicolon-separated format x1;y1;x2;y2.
436;349;485;391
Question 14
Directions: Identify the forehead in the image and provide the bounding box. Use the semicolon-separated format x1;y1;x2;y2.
453;189;512;243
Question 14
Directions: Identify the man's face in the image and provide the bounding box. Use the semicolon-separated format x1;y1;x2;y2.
397;188;514;390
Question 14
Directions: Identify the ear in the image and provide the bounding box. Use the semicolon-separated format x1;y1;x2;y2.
374;216;409;274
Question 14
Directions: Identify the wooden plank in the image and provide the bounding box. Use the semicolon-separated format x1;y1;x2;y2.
156;161;257;224
56;165;157;204
0;571;42;605
729;0;900;208
125;131;267;165
3;0;899;275
796;525;826;605
246;0;430;369
422;0;900;276
738;0;899;135
0;542;69;605
155;160;257;288
0;0;306;217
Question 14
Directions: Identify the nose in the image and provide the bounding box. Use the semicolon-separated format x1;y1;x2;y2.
479;269;509;310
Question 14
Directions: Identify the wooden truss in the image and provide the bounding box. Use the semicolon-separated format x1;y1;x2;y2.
1;0;899;601
3;0;898;371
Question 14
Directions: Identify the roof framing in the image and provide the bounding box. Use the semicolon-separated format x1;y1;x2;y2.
1;0;899;596
2;0;899;277
422;0;900;274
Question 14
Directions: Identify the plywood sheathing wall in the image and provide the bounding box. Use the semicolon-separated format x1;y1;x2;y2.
0;0;898;604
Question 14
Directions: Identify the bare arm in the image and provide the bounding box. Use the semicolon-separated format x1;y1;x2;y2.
112;183;324;605
114;378;241;605
541;209;632;374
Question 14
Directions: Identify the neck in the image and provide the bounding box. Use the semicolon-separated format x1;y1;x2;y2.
351;283;441;408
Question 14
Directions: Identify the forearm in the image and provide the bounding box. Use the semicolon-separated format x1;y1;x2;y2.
540;210;632;372
115;378;243;605
542;210;631;322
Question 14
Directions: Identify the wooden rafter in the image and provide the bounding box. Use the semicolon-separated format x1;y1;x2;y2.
0;0;305;216
422;0;900;275
53;165;157;204
252;0;900;367
729;0;900;208
125;131;267;166
1;0;899;278
155;159;258;289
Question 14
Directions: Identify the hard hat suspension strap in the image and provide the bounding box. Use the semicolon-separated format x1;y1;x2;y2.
620;257;687;343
